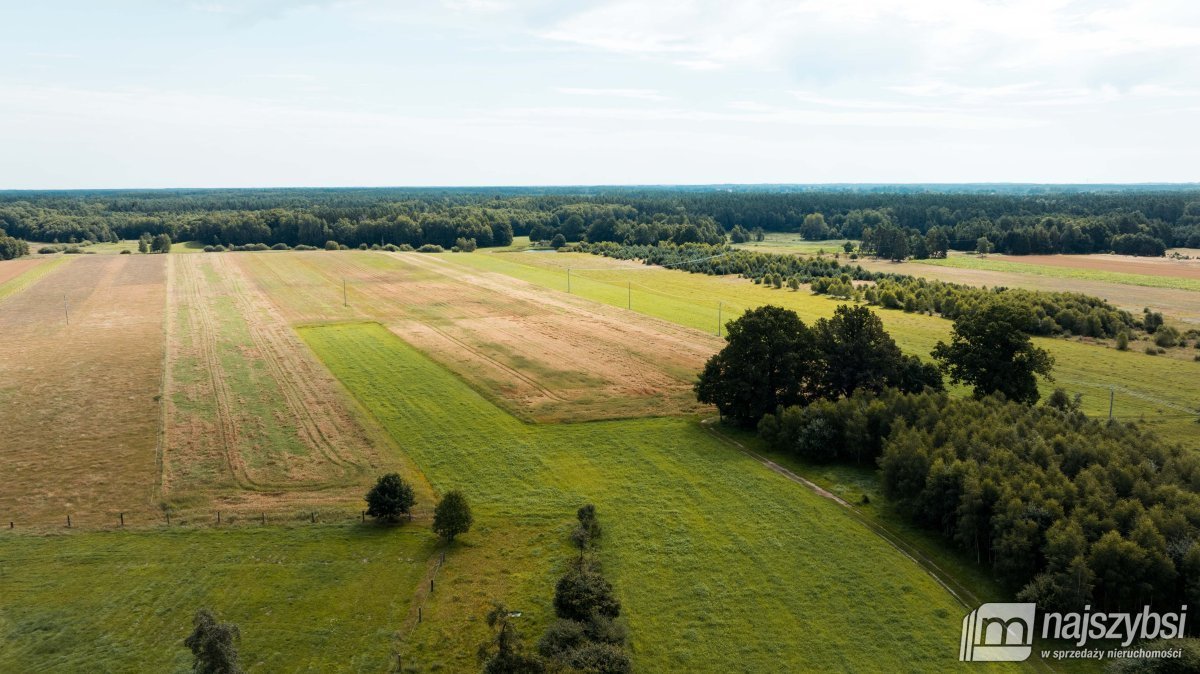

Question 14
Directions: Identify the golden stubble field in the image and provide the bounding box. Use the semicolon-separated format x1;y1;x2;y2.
0;255;165;526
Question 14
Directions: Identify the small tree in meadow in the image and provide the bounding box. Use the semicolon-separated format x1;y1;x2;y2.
365;473;415;522
433;490;473;542
184;608;243;674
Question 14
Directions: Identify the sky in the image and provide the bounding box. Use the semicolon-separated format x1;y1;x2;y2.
2;0;1199;188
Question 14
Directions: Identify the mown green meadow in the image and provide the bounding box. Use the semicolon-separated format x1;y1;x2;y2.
0;525;437;673
299;322;1011;673
443;250;1200;443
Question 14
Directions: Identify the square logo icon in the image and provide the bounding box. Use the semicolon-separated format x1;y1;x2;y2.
960;603;1036;662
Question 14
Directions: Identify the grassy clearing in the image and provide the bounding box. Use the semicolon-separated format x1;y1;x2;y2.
0;525;437;673
300;322;1002;673
445;250;1200;443
921;254;1200;292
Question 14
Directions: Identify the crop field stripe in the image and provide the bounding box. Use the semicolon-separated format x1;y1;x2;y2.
921;255;1200;292
0;255;71;304
163;254;409;516
300;321;996;672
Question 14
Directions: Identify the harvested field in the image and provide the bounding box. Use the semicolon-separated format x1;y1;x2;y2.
0;256;69;302
240;251;721;422
0;255;165;526
992;252;1200;279
163;254;416;516
445;249;1200;444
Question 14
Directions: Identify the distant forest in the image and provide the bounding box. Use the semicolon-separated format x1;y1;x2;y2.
2;185;1200;257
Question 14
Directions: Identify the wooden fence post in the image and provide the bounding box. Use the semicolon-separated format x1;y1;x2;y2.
119;512;124;527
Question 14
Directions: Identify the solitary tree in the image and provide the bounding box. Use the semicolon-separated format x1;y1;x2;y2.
932;302;1054;404
432;490;473;542
138;233;152;254
365;473;415;522
976;236;993;256
184;608;242;674
695;305;821;426
152;233;173;253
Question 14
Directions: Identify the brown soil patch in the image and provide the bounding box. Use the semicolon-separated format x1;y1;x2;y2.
242;251;721;422
0;255;165;527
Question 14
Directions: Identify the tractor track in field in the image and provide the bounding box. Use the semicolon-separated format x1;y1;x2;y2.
223;255;364;479
175;255;253;490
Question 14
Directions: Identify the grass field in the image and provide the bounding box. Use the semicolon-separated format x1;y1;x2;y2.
0;525;438;673
300;322;1004;673
439;249;1200;443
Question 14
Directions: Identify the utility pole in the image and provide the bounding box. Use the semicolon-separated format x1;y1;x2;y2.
1109;387;1114;421
63;295;69;325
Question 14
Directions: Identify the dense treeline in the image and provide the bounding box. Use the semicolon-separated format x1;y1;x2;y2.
696;305;943;426
2;185;1199;255
0;228;29;260
760;389;1200;615
585;242;1154;341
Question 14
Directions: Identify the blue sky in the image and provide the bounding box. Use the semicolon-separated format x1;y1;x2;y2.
3;0;1199;188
